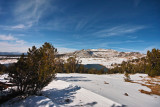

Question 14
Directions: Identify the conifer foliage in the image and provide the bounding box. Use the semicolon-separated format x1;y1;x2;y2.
64;57;79;73
146;48;160;77
0;64;6;75
108;48;160;77
9;42;57;94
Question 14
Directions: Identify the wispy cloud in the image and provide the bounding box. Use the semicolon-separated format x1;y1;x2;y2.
0;41;31;53
0;34;16;41
0;34;32;52
57;47;77;54
111;45;157;54
128;36;137;39
13;0;55;28
0;34;78;53
11;24;26;29
0;0;52;31
0;34;26;44
115;47;140;52
95;25;146;37
97;40;144;48
139;46;157;54
0;23;33;31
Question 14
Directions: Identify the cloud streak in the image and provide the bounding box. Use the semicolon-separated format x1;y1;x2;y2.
13;0;55;28
57;47;77;54
0;34;16;41
0;34;26;44
95;25;146;37
0;41;31;52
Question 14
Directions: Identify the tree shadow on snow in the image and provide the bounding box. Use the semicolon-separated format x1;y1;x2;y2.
70;101;97;107
111;104;127;107
42;85;81;105
57;76;91;82
2;96;55;107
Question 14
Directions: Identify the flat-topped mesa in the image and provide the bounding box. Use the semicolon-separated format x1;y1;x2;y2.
60;49;145;59
71;49;118;58
86;49;117;52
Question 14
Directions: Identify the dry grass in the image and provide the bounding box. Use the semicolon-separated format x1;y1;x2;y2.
139;84;160;96
128;76;160;96
124;79;132;82
140;81;160;96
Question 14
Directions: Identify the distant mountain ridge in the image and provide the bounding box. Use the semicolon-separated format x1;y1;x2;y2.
0;49;145;68
0;52;26;55
60;49;145;59
59;49;145;68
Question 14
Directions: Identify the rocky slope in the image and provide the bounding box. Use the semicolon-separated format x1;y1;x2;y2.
60;49;145;68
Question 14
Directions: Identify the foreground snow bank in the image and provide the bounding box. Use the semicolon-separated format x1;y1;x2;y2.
42;80;122;107
2;96;55;107
2;73;159;107
57;73;160;107
1;76;122;107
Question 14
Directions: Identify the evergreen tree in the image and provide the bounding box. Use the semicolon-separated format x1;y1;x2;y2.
0;64;6;74
9;42;57;94
64;56;79;73
55;58;64;73
146;48;160;77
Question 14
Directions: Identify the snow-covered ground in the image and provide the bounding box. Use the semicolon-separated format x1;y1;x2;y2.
79;57;127;68
0;59;17;64
1;74;122;107
0;73;9;82
0;57;133;68
57;73;160;107
1;73;160;107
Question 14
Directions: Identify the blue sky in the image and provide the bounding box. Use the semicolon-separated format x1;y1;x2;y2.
0;0;159;53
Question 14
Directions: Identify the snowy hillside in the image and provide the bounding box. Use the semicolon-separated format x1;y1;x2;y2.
1;74;122;107
61;49;145;68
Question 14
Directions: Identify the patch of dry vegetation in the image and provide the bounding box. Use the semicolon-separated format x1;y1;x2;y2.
139;84;160;96
129;76;160;96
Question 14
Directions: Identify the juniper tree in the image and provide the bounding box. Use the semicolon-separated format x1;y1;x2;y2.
9;42;57;94
64;56;79;73
146;48;160;77
0;64;6;75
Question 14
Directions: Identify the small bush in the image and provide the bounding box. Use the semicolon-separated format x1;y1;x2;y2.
124;72;131;82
